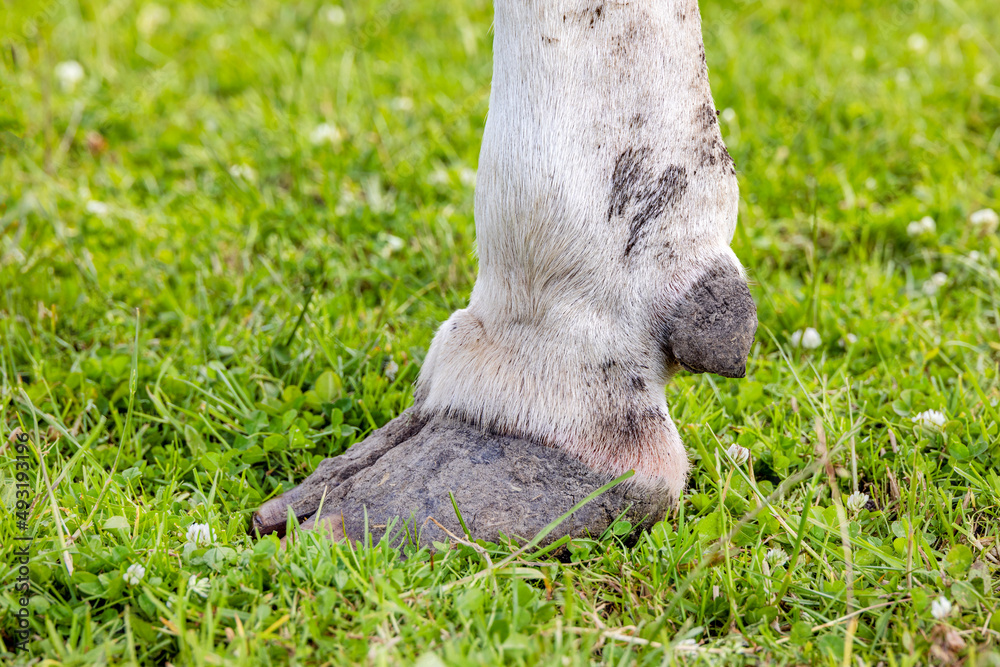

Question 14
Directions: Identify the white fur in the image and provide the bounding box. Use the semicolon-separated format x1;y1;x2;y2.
416;0;745;499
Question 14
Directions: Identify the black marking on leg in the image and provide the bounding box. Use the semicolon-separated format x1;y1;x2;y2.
609;147;651;221
697;136;736;175
623;165;688;257
597;406;667;460
696;103;718;131
608;149;689;258
566;4;606;28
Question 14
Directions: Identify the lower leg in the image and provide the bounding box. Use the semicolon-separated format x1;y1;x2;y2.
253;0;756;545
414;0;755;494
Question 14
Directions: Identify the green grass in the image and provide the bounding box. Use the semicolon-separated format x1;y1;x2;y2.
2;0;999;664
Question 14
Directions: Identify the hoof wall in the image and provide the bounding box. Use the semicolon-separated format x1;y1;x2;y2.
253;409;673;549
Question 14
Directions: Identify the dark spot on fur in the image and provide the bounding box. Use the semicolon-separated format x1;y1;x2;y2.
698;136;736;174
609;148;689;257
599;407;666;455
631;376;646;390
619;409;644;440
624;165;687;256
609;147;651;221
654;247;679;264
699;142;717;167
629;113;643;129
542;35;558;44
606;17;659;64
566;4;606;28
697;103;717;131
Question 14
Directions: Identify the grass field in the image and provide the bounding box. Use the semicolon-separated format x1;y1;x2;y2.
2;0;1000;664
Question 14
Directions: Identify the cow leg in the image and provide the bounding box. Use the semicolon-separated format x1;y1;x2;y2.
254;0;756;547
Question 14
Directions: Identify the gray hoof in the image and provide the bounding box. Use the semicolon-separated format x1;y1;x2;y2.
252;409;673;548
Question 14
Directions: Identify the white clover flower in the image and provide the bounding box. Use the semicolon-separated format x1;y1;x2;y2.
55;60;85;91
383;359;399;381
922;272;948;296
378;233;405;259
907;216;936;237
969;251;981;262
309;123;341;145
458;167;477;187
912;410;946;429
846;491;869;515
136;4;170;36
187;574;211;599
907;33;929;52
726;444;750;467
391;97;414;112
765;548;788;568
852;46;866;62
864;177;877;191
324;5;346;25
720;108;737;123
85;200;110;217
125;563;146;586
800;328;822;349
186;522;217;545
969;208;999;235
228;164;256;181
427;168;450;186
792;328;822;349
931;596;952;620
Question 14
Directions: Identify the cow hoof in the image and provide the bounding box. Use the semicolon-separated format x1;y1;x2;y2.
251;408;673;549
